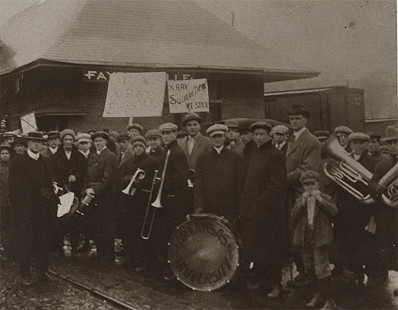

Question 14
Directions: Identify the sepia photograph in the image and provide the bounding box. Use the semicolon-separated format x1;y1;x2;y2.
0;0;397;309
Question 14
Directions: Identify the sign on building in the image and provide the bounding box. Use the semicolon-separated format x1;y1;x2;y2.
168;79;209;113
103;72;167;117
20;112;38;133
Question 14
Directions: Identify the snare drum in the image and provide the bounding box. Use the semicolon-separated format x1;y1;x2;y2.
168;213;239;291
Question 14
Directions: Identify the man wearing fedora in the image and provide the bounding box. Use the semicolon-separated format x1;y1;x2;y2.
193;124;241;226
369;126;398;283
178;113;212;171
285;104;321;285
83;131;118;265
8;131;59;286
239;122;287;298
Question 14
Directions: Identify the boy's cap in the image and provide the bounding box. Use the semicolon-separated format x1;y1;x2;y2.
300;170;321;183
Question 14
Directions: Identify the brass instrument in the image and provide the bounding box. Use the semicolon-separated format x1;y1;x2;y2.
323;136;375;204
151;149;171;209
141;170;160;239
378;162;398;207
122;168;146;196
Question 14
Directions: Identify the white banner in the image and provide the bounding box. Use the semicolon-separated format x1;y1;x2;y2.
168;79;209;113
103;72;167;117
20;112;38;133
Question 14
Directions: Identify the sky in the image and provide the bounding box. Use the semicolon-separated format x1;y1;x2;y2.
0;0;397;119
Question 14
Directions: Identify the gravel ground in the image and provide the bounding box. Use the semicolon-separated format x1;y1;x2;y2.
1;253;397;310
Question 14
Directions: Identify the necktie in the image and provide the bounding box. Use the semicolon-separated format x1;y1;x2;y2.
188;138;194;155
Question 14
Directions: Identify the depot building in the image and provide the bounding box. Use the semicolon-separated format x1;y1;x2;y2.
0;0;318;133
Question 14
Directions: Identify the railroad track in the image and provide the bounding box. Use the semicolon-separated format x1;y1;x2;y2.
0;254;138;310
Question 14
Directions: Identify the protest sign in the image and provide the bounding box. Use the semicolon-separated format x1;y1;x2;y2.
20;112;38;133
168;79;209;113
103;72;167;117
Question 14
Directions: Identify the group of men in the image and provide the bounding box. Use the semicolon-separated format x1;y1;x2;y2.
0;104;396;308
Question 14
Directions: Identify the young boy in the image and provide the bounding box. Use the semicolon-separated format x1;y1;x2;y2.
291;170;338;309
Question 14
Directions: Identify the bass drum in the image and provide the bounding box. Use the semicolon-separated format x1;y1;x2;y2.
168;213;239;291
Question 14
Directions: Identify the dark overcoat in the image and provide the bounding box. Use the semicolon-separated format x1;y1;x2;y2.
239;140;287;264
51;145;86;196
8;153;58;263
194;147;241;226
241;140;257;180
369;155;398;271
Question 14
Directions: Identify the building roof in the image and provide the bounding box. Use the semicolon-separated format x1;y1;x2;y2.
264;86;363;97
0;0;319;82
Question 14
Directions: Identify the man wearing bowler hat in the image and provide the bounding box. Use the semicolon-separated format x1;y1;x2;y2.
285;104;321;285
239;122;287;298
83;131;118;265
194;124;241;226
8;131;59;286
178;113;212;171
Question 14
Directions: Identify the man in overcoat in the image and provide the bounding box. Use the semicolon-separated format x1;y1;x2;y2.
51;129;86;256
239;121;287;299
8;131;59;286
83;131;117;265
194;124;241;227
285;104;321;284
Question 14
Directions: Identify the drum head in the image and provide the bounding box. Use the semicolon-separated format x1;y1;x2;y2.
168;216;239;291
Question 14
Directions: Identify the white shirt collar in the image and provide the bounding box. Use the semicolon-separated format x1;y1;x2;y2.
276;141;286;150
79;149;90;158
293;127;306;139
353;153;361;161
27;149;40;160
96;146;107;155
65;150;72;160
49;146;58;154
214;145;224;155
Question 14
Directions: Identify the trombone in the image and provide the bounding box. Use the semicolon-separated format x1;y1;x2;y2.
141;149;171;239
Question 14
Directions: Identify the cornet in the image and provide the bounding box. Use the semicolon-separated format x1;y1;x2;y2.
122;168;146;196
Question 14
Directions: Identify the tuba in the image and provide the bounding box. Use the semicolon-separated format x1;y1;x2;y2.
122;168;146;196
323;136;375;204
378;162;398;208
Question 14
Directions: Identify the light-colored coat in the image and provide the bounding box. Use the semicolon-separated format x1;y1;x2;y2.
291;192;337;247
286;128;321;193
178;134;212;170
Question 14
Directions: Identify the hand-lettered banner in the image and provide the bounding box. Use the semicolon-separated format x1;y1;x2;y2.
103;72;167;117
168;79;209;113
20;112;38;133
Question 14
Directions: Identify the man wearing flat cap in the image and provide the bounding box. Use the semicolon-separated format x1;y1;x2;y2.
76;133;92;159
225;120;245;156
8;131;59;286
334;126;353;153
51;129;86;257
285;104;321;285
239;121;287;298
178;113;212;171
154;123;189;280
145;129;166;164
271;125;289;155
194;124;241;227
119;136;158;271
83;131;118;265
333;132;378;282
368;126;398;281
366;131;383;162
127;123;144;139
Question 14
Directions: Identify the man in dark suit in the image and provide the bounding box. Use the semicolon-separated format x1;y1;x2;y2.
178;113;212;171
41;131;60;158
8;131;59;286
333;132;378;283
239;122;287;298
155;123;189;280
146;129;166;164
285;104;321;285
194;124;241;227
51;129;86;257
84;131;117;265
271;125;289;155
240;124;257;180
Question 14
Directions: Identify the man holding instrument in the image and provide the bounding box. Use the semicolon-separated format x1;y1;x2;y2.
153;122;189;280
